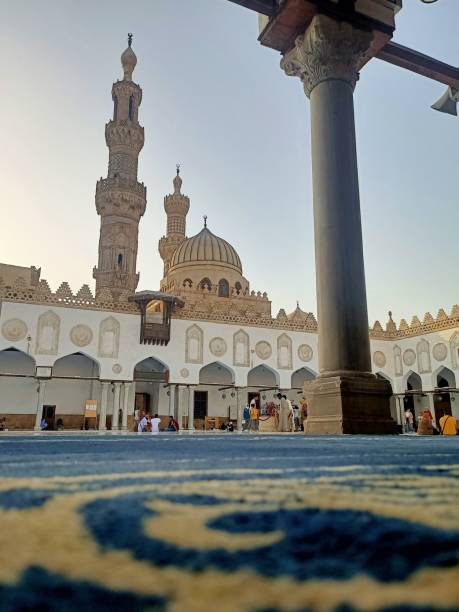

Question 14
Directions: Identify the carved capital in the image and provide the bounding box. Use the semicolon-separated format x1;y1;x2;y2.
281;15;372;97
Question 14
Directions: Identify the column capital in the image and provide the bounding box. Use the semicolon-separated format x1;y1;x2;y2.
280;15;372;97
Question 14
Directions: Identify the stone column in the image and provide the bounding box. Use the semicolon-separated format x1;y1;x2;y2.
34;379;47;431
122;382;131;431
112;382;121;431
281;15;394;434
99;381;109;432
175;386;182;425
236;388;242;431
188;386;195;431
169;384;176;417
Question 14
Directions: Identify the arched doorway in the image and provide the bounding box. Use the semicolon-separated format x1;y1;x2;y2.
47;353;101;430
197;362;235;428
0;348;36;430
433;367;456;428
404;371;422;425
247;364;279;409
134;357;169;418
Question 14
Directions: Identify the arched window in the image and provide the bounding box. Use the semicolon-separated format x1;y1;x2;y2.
128;95;135;120
199;278;212;290
182;279;193;288
235;282;242;295
117;253;123;267
218;279;229;298
113;97;118;121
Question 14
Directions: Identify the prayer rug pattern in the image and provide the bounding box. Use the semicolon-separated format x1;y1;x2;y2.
0;434;458;611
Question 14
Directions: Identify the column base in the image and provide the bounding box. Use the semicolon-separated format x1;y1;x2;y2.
303;373;396;435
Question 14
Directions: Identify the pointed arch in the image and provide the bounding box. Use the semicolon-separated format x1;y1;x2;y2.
434;366;456;389
199;278;212;291
134;356;169;381
52;352;100;378
291;367;316;389
247;363;279;388
218;279;229;298
405;370;422;391
0;347;36;376
185;324;203;364
416;338;431;374
277;333;292;370
199;361;234;385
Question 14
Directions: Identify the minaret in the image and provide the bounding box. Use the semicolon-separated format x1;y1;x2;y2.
93;34;146;300
159;165;190;278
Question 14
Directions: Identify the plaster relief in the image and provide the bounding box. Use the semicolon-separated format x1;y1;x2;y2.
70;324;93;348
373;351;386;368
186;324;203;364
233;329;249;367
432;342;447;362
394;345;403;377
98;316;120;359
209;337;227;358
36;310;60;355
1;319;28;342
277;334;292;370
298;344;313;363
416;339;431;374
255;341;272;360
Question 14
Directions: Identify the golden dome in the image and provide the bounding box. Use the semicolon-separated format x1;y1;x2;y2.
169;227;242;273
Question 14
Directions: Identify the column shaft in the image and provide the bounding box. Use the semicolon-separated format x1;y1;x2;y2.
236;388;242;431
310;79;371;376
99;382;109;431
112;383;121;430
122;382;131;431
34;380;47;431
188;387;194;430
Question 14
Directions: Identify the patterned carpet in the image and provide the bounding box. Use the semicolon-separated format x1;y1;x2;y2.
0;433;458;612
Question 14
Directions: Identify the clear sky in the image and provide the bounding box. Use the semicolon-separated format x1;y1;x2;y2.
0;0;458;326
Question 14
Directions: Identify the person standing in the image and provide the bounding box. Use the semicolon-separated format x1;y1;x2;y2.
242;403;250;431
404;408;414;433
151;413;162;435
248;401;259;432
277;393;290;432
138;414;148;433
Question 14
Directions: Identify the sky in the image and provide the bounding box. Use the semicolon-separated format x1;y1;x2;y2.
0;0;458;326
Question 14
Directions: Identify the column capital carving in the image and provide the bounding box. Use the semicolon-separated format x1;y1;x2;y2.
280;15;372;96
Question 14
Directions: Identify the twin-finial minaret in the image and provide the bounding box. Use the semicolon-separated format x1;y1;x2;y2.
93;35;146;299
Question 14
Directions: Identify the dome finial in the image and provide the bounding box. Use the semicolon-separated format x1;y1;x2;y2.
203;215;208;228
173;164;182;194
121;34;137;81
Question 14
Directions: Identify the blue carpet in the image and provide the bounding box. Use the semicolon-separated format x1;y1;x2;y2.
0;434;458;611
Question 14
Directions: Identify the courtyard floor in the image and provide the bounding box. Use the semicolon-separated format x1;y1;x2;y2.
0;433;458;611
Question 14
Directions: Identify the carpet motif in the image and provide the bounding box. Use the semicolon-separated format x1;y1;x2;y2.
0;435;458;611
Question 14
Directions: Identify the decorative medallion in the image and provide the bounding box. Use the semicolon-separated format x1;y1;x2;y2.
112;364;122;374
255;341;272;360
180;368;189;378
298;344;313;363
403;349;416;367
209;337;227;358
1;319;27;342
433;342;448;362
373;351;386;368
70;324;93;348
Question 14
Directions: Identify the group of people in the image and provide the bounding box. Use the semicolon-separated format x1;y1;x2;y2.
136;413;180;434
405;407;457;435
241;395;308;433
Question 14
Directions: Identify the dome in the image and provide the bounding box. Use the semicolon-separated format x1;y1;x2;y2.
169;227;242;273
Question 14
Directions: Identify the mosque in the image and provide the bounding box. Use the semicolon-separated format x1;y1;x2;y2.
1;40;458;432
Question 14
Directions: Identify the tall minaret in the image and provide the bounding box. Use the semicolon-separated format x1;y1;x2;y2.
93;34;146;299
159;166;190;278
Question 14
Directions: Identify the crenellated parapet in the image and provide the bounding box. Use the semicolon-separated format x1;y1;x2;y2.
369;306;459;340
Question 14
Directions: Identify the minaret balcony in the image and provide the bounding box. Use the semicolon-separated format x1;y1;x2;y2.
96;177;146;200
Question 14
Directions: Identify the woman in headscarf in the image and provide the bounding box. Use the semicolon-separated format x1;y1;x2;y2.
417;408;434;435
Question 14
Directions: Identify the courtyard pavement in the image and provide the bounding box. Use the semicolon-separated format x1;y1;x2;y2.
0;433;458;611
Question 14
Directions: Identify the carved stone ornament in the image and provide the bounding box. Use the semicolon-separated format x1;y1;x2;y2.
433;342;448;362
70;324;93;348
277;333;293;370
180;368;189;378
280;14;373;97
112;363;122;374
98;316;120;359
255;341;272;360
186;324;203;364
209;337;227;358
373;351;386;368
298;344;313;363
403;349;416;367
36;310;60;355
1;319;27;342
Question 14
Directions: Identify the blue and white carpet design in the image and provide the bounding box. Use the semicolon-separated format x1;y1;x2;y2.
0;434;458;611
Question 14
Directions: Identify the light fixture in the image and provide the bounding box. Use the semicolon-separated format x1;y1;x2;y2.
431;86;459;116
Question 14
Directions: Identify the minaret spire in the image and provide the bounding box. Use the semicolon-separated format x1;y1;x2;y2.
93;40;146;300
159;167;190;283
